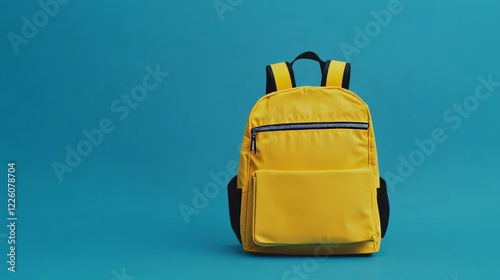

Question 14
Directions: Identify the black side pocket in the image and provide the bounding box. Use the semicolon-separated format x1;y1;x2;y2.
227;175;242;244
377;177;390;238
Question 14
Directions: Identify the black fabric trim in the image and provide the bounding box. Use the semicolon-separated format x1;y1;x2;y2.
342;63;351;89
265;65;277;94
322;60;351;89
227;175;242;244
377;177;390;238
265;63;296;94
321;60;332;86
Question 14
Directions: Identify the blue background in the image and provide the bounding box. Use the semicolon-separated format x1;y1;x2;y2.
1;0;499;279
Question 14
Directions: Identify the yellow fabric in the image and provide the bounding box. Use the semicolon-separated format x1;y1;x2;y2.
253;168;376;246
270;62;293;91
237;85;381;255
325;60;347;87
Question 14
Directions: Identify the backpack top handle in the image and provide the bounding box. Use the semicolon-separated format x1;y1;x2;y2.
265;51;351;94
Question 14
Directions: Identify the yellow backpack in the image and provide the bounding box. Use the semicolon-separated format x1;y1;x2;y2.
227;51;389;255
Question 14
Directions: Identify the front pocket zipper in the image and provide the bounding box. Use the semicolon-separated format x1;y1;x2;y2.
250;122;369;153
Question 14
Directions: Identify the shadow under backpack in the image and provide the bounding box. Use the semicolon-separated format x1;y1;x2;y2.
227;51;390;255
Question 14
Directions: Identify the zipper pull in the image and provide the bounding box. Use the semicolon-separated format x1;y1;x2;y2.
250;129;257;154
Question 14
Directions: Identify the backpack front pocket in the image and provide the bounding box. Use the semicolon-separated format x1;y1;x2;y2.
252;168;377;247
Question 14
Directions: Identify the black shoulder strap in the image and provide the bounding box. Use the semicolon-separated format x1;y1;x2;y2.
265;62;295;94
322;60;351;89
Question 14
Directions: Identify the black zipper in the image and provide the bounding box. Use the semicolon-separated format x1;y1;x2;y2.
250;122;369;154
